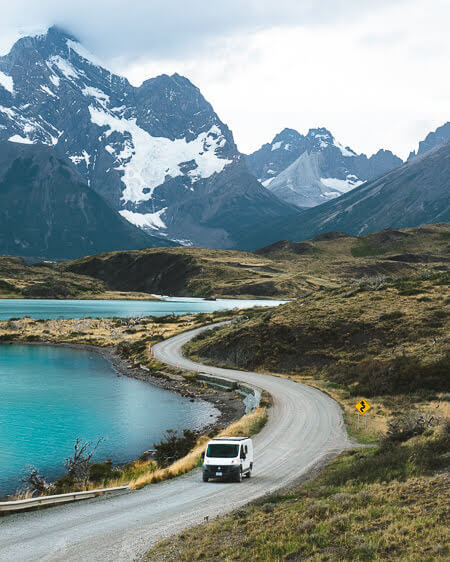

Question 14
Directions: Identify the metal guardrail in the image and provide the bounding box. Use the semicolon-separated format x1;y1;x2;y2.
0;485;129;514
197;373;261;412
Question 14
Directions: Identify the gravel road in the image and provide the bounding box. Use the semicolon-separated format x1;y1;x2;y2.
0;323;352;561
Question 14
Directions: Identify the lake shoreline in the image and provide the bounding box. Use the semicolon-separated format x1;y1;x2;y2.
0;339;245;500
0;295;285;301
0;340;244;426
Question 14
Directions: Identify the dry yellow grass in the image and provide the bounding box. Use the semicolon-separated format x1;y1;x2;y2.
0;315;204;347
217;406;267;438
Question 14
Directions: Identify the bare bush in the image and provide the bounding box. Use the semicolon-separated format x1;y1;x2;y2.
353;275;388;291
385;411;438;443
65;437;104;487
21;466;53;497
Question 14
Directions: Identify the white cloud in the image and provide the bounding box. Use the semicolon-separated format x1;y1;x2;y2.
121;0;449;159
0;0;448;159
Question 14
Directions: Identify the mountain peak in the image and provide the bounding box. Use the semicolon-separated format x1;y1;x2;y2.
277;127;302;138
5;24;83;65
307;127;334;139
140;72;197;93
46;25;79;42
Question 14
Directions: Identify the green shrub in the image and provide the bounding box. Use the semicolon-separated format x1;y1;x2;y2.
53;473;76;494
88;461;117;483
409;430;450;472
351;243;387;257
0;333;20;341
154;429;199;468
0;280;16;292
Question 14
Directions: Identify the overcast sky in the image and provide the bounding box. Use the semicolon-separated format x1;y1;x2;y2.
1;0;448;158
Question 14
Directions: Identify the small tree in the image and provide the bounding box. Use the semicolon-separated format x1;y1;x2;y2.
65;437;104;488
21;466;53;497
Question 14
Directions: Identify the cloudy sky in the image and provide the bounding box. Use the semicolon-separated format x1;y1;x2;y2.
1;0;448;158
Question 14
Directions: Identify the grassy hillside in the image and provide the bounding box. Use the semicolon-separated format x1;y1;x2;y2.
66;246;290;298
185;255;449;402
65;223;450;298
149;427;449;560
0;257;159;300
148;224;449;560
2;223;448;300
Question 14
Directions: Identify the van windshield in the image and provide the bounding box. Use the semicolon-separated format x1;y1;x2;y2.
206;443;239;458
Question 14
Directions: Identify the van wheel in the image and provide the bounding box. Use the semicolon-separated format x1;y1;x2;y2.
245;470;251;478
202;474;209;482
234;469;242;483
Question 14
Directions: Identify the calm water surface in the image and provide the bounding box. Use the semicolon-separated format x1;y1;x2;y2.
0;345;219;496
0;297;286;321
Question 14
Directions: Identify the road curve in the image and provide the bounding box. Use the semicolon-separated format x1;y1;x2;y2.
0;323;352;561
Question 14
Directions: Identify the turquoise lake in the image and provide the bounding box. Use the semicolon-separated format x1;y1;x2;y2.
0;296;286;321
0;345;219;497
0;297;286;496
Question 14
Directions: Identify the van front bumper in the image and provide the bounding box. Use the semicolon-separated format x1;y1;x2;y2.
203;465;240;478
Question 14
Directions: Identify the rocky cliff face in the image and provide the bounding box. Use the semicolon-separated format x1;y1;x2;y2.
0;26;294;248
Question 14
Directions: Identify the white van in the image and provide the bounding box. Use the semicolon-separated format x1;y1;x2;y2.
201;437;253;482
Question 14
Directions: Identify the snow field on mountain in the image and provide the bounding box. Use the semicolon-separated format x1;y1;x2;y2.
119;208;168;230
320;175;363;193
0;105;60;145
47;56;80;81
89;106;232;203
0;71;14;94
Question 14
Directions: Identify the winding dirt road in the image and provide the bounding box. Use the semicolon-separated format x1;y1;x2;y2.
0;323;351;561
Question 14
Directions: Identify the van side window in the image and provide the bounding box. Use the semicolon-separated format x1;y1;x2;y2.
244;445;248;454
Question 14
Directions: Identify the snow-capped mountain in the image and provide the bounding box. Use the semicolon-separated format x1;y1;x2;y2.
246;127;402;208
0;26;293;248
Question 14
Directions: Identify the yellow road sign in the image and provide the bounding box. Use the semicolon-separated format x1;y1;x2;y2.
355;399;372;415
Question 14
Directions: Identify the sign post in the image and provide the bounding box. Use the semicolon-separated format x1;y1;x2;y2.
355;398;372;430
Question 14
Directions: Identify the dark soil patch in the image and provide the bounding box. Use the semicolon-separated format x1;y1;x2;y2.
383;253;449;263
311;231;351;242
254;240;315;256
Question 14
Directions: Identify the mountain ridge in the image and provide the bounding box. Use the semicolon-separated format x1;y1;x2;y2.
245;127;403;208
239;139;450;249
408;121;450;160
